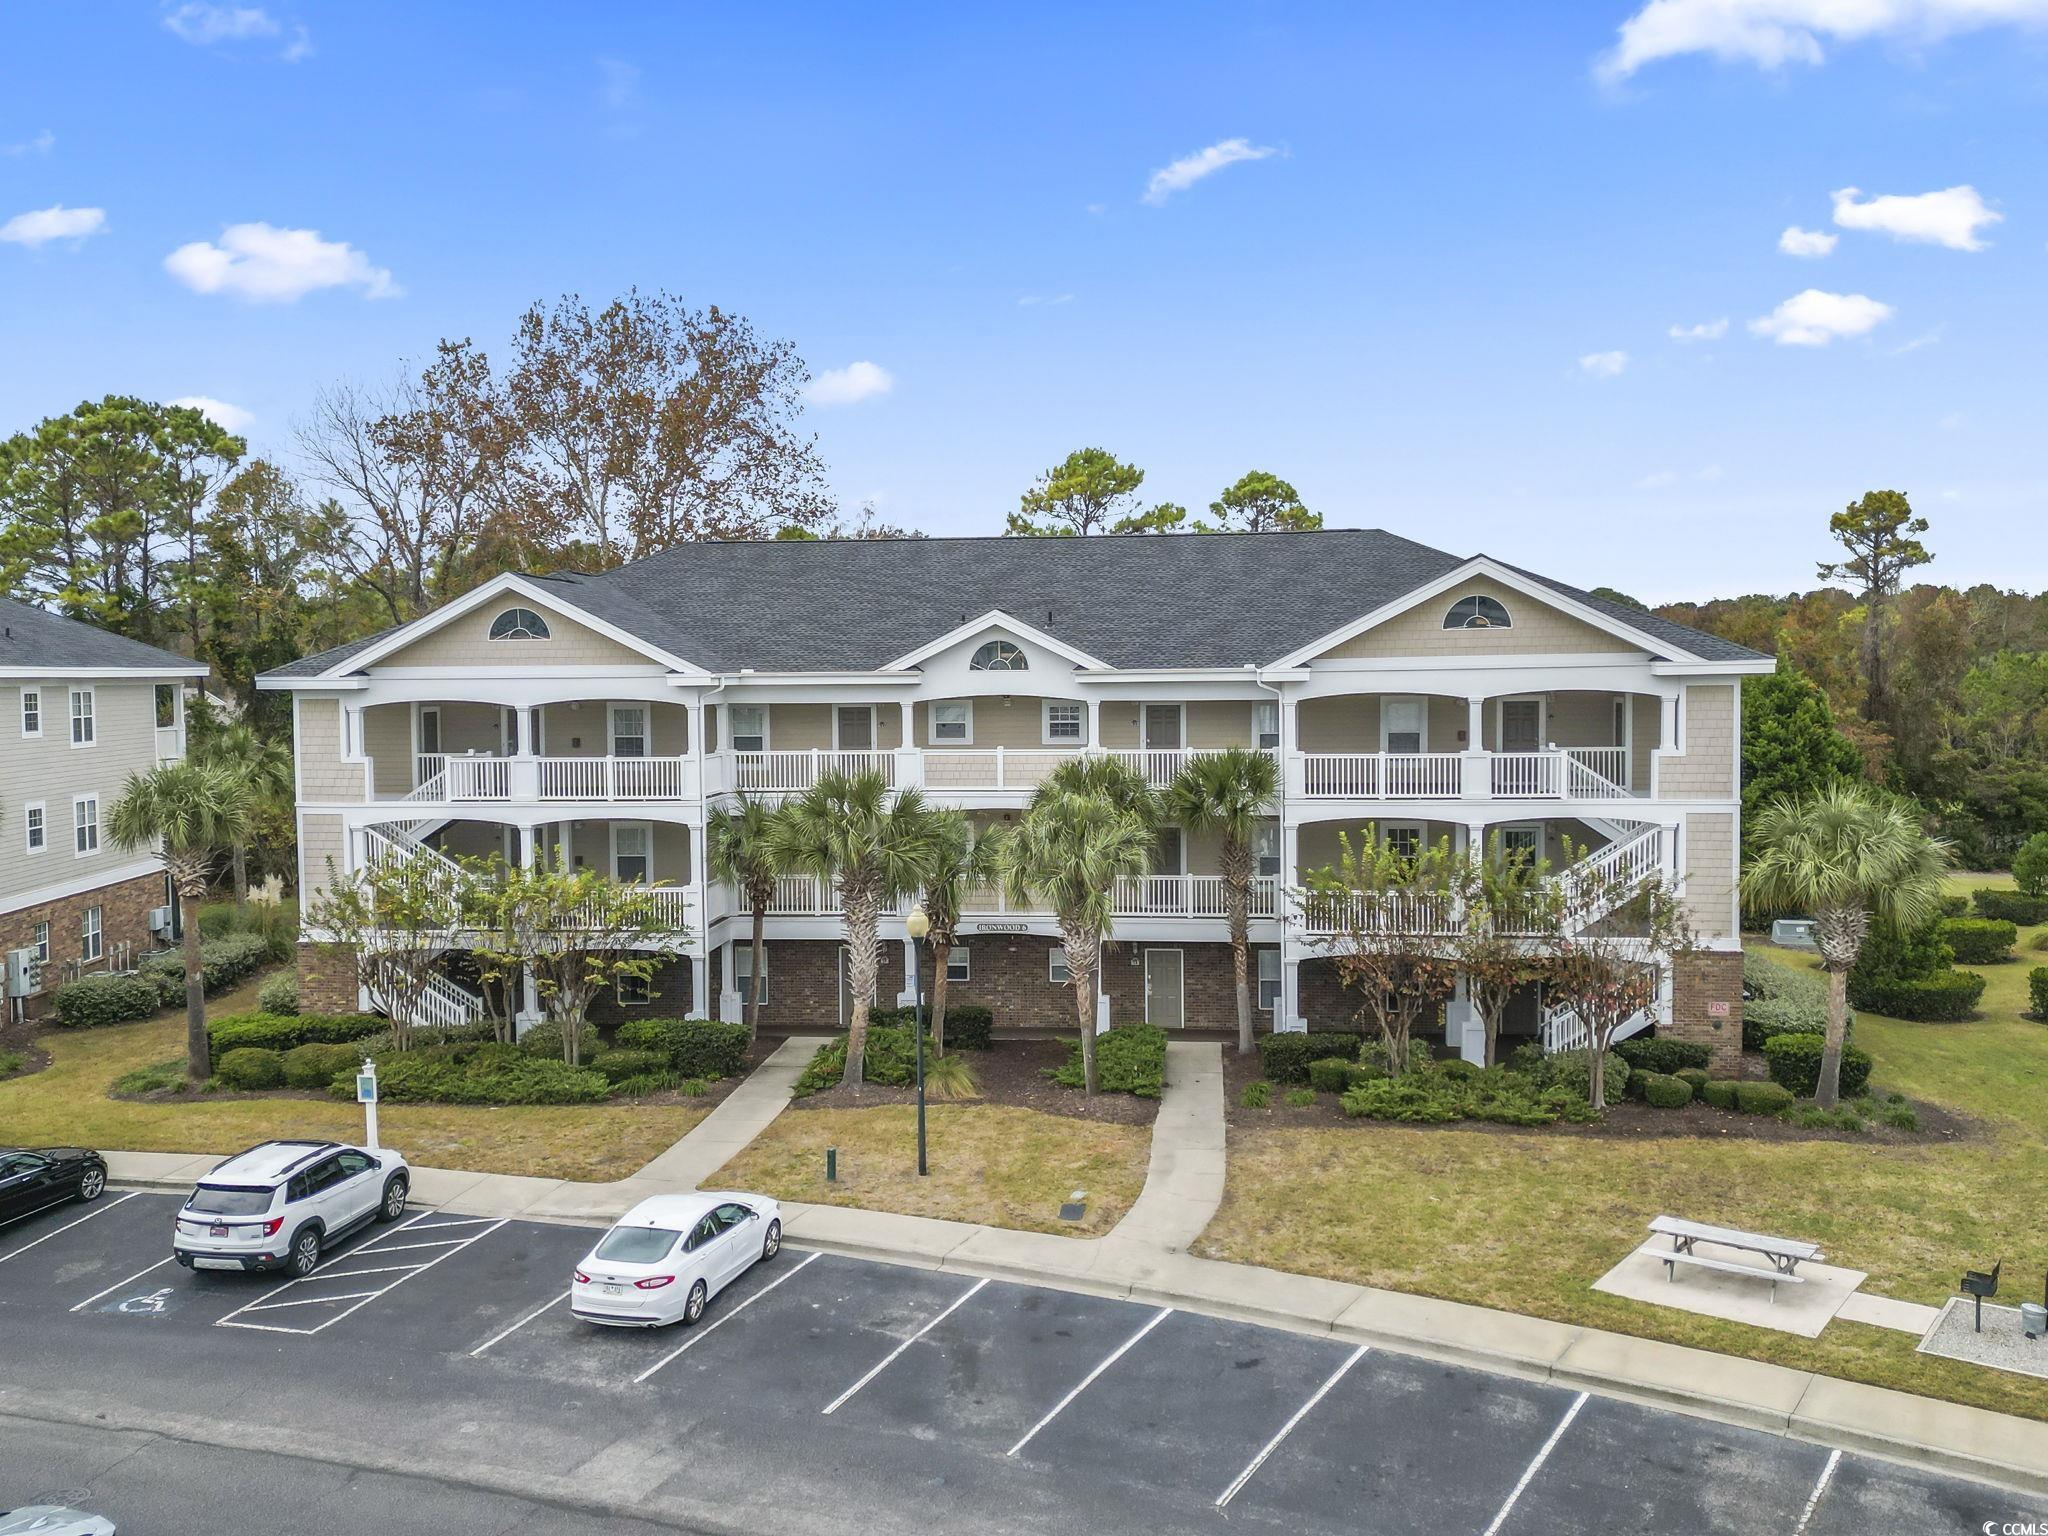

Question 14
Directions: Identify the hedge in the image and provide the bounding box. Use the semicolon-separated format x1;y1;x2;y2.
1762;1032;1872;1098
1308;1056;1380;1094
1341;1065;1591;1126
2031;967;2048;1021
282;1041;361;1090
1533;1048;1630;1104
1734;1080;1796;1115
215;1046;285;1091
207;1010;385;1063
1641;1072;1694;1109
52;972;162;1029
1853;970;1986;1022
1675;1067;1709;1091
589;1048;670;1084
137;932;271;1003
1257;1032;1360;1084
937;1004;994;1050
1699;1079;1740;1110
1743;951;1853;1049
1051;1024;1166;1098
518;1020;599;1061
614;1018;748;1079
1973;888;2048;926
1613;1036;1712;1075
257;974;300;1016
364;1047;609;1105
1938;917;2018;965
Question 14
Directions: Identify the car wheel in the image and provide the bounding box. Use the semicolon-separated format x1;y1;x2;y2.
378;1176;408;1222
77;1166;106;1203
286;1226;321;1278
761;1219;781;1261
682;1279;707;1326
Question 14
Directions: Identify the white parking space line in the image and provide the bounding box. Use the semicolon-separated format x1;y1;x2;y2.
633;1251;822;1385
470;1290;571;1358
70;1256;175;1314
1006;1306;1173;1458
1793;1448;1841;1536
401;1216;499;1232
1479;1391;1586;1536
300;1262;439;1282
311;1237;471;1263
0;1192;139;1266
1214;1343;1369;1508
243;1288;386;1312
214;1216;506;1336
822;1277;989;1416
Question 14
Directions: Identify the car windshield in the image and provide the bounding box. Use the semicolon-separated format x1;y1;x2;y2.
187;1185;274;1216
594;1226;681;1264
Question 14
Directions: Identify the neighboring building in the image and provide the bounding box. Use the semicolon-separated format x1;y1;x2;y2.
1;596;205;1019
259;530;1769;1070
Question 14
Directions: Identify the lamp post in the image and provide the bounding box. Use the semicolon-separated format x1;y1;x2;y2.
905;904;930;1177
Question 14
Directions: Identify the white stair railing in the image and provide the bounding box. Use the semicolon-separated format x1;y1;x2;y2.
1541;968;1666;1054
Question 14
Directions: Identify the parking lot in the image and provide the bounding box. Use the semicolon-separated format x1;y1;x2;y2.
0;1188;2024;1535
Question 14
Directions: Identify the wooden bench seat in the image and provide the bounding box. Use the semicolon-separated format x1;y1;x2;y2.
1661;1249;1806;1302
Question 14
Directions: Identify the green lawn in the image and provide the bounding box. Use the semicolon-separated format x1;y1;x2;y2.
1196;874;2048;1421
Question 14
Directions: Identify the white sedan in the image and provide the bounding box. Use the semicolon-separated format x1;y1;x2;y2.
571;1191;783;1328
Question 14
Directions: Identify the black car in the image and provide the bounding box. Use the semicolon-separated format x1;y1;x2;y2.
0;1146;109;1226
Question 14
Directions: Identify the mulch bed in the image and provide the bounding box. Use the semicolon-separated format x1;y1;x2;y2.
787;1037;1160;1126
0;1012;51;1080
1219;1038;1969;1145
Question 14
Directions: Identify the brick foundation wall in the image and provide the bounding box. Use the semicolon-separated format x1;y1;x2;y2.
589;956;693;1029
1665;948;1744;1075
730;939;907;1033
296;941;362;1015
3;869;165;1022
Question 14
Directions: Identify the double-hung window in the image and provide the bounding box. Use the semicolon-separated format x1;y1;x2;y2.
610;705;648;758
616;973;652;1006
73;795;99;856
20;687;41;738
735;945;767;1006
1254;822;1281;880
931;702;972;743
1253;700;1279;751
1049;950;1070;985
612;824;651;883
946;948;971;984
81;906;102;964
1257;950;1280;1012
1043;702;1083;745
32;923;50;964
728;706;766;754
70;688;95;746
24;802;46;856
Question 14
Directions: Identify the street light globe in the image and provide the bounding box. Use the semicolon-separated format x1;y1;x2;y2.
905;905;930;940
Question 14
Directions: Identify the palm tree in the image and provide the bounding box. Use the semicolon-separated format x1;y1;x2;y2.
707;794;786;1044
919;810;1003;1056
108;762;256;1084
1042;752;1159;818
1164;748;1279;1055
194;722;292;908
1742;782;1950;1106
770;771;945;1086
999;779;1156;1094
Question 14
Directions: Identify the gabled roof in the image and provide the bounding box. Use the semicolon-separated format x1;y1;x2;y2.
260;529;1767;679
0;595;208;675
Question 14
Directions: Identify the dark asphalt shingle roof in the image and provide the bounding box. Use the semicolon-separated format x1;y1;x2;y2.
262;530;1767;678
0;595;206;672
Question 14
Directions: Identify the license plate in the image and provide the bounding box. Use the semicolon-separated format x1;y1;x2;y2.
193;1257;240;1271
601;1283;624;1297
209;1224;228;1238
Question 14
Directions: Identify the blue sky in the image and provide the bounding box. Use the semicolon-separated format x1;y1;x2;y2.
3;1;2044;600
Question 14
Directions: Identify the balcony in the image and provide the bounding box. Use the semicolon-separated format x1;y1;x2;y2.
1295;746;1633;802
409;753;699;805
708;746;1271;799
747;873;1279;920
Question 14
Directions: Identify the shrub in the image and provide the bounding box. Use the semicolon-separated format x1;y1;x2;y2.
208;1010;385;1062
1935;892;1971;919
1742;995;1830;1052
1854;970;1986;1022
1257;1032;1360;1084
138;932;271;1000
0;1049;23;1078
1734;1080;1795;1115
615;1018;748;1079
1641;1072;1694;1109
518;1020;599;1060
369;1049;609;1105
1341;1076;1464;1123
1973;887;2048;926
1307;1056;1362;1094
1699;1079;1741;1111
111;1058;186;1095
52;972;161;1028
1938;918;2018;964
939;1005;994;1050
2031;968;2048;1021
281;1041;361;1090
1762;1033;1874;1098
1284;1087;1316;1108
1676;1067;1709;1091
1533;1048;1630;1104
1051;1024;1165;1098
1876;1097;1920;1132
215;1046;285;1091
923;1052;982;1100
257;974;300;1015
1437;1058;1482;1082
589;1048;670;1084
1340;1066;1578;1126
795;1026;923;1092
1240;1080;1272;1109
1614;1036;1713;1076
2013;836;2048;899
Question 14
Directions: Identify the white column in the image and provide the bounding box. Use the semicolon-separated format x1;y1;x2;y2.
559;820;574;870
1084;697;1100;749
519;705;538;755
898;699;912;747
1462;696;1489;799
1280;955;1304;1034
897;937;919;1007
1660;692;1679;752
719;940;740;1023
1466;695;1485;748
517;823;537;869
689;954;709;1018
1466;821;1486;859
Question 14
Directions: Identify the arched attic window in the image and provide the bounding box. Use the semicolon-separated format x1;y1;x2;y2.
969;640;1028;671
1443;595;1512;630
488;607;551;641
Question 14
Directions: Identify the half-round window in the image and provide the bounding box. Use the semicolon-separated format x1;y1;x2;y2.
488;607;551;641
970;640;1027;671
1443;595;1512;630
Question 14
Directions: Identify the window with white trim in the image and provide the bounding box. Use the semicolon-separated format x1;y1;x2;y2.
969;640;1027;671
1443;594;1512;629
73;796;99;856
946;947;971;984
25;802;46;855
735;945;767;1005
487;607;551;640
70;687;95;746
1254;822;1280;879
1257;949;1280;1012
1383;822;1422;860
728;705;766;754
81;905;102;963
1043;701;1083;744
31;922;50;965
20;687;41;738
1049;950;1070;985
155;683;178;730
931;702;972;743
612;824;651;883
1500;825;1542;865
1253;700;1279;750
610;704;648;758
616;972;652;1006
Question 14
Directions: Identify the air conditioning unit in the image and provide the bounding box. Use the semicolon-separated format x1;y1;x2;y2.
148;905;174;936
5;948;42;999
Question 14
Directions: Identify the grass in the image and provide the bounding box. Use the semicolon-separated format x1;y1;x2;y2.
3;966;708;1183
1195;872;2048;1422
710;1105;1151;1236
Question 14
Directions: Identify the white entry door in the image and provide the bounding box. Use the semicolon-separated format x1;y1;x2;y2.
1144;949;1185;1029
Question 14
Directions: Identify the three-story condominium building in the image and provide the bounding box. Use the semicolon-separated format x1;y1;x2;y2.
260;529;1769;1070
2;596;205;1019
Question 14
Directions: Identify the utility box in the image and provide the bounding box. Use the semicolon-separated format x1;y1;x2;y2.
1771;918;1819;951
148;905;174;937
5;948;42;998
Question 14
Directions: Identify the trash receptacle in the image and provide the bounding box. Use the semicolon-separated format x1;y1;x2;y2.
2022;1302;2046;1340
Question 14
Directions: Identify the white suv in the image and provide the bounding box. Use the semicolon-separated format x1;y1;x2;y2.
174;1140;410;1278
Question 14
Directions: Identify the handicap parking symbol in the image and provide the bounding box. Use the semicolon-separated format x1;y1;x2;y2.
114;1287;176;1316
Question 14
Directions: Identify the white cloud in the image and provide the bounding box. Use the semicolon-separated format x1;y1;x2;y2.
1779;225;1838;257
281;23;312;62
1748;288;1895;345
1831;184;2000;250
170;395;255;433
808;361;893;406
1017;293;1074;307
162;3;280;43
2;129;55;157
163;222;399;302
1142;138;1278;205
0;204;108;248
1598;0;2048;81
1668;317;1728;341
1578;349;1629;378
1891;328;1943;354
1636;470;1679;489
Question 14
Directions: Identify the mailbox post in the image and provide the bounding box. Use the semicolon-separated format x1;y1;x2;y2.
357;1057;380;1150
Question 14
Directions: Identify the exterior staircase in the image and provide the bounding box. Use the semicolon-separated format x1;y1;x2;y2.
355;823;486;1033
1536;823;1673;1054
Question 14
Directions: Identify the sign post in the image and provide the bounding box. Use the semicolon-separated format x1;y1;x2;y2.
357;1057;379;1150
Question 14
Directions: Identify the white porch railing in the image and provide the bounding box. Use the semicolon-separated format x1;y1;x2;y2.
406;753;695;803
763;875;902;917
1298;746;1632;800
728;750;901;793
1541;968;1666;1053
1301;752;1463;798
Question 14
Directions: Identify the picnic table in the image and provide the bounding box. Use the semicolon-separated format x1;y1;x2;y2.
1649;1216;1824;1304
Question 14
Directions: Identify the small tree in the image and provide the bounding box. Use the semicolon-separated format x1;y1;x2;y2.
1163;748;1279;1055
1005;447;1184;537
192;720;294;908
456;853;528;1045
1301;829;1460;1076
1449;835;1563;1067
304;836;460;1053
708;795;786;1044
1194;470;1322;533
107;763;255;1083
1817;489;1932;721
2013;832;2048;900
517;863;676;1064
918;809;1001;1057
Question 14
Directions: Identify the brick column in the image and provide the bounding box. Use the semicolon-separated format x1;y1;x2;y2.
297;941;360;1014
1664;949;1743;1075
